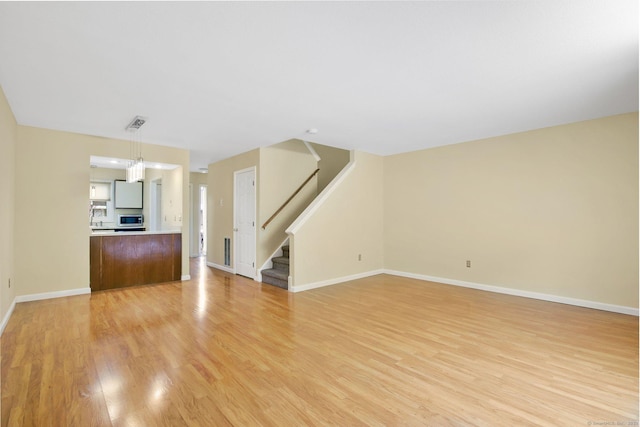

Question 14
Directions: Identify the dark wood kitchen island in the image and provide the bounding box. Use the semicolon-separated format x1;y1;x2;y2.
90;230;181;291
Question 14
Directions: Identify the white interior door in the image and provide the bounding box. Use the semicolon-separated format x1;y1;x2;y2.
234;168;256;278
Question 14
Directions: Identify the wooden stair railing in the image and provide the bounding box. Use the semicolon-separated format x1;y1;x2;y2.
262;168;320;230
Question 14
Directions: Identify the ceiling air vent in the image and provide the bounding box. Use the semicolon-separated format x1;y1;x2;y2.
125;116;147;131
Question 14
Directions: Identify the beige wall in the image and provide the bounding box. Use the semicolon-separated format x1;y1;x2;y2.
190;172;208;188
311;142;350;193
207;149;259;268
384;113;639;308
259;139;318;268
289;151;385;288
14;126;190;296
207;140;320;273
0;86;17;323
3;97;633;314
90;167;125;181
161;166;184;229
143;166;184;232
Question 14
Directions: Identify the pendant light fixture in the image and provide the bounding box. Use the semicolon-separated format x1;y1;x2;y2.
125;116;147;183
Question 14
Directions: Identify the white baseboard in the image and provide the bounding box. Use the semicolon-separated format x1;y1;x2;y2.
291;269;385;293
181;275;191;281
207;262;234;274
16;287;91;303
384;270;639;316
0;298;16;336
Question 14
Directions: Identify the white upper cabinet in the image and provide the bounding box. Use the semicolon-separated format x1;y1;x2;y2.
90;182;111;201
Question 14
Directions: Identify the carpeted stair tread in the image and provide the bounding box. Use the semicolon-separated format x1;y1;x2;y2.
262;268;288;289
272;256;290;265
262;244;290;290
262;268;288;280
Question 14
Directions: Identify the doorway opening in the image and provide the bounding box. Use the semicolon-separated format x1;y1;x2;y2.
150;178;162;231
199;185;207;256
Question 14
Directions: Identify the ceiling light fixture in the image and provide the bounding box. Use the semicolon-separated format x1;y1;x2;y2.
125;116;147;183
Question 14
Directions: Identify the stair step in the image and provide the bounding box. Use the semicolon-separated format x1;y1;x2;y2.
262;268;288;280
262;268;288;289
261;244;290;289
272;256;289;271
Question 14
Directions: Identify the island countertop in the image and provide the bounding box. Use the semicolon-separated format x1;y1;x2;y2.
90;227;181;236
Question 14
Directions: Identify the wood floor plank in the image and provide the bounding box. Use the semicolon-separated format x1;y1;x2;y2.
2;258;638;426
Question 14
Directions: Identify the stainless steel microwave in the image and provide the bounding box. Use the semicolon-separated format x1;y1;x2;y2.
118;214;143;227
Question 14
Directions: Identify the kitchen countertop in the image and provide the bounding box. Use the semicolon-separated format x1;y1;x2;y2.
90;227;181;236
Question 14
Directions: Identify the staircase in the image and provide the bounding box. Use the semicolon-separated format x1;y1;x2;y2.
261;245;289;289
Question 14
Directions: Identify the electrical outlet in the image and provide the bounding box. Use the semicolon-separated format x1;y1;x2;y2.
358;254;362;261
466;260;471;268
8;278;10;288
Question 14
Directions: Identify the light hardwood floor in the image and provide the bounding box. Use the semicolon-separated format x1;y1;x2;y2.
2;258;638;426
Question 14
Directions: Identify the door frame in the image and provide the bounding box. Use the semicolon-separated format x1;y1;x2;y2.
233;166;257;279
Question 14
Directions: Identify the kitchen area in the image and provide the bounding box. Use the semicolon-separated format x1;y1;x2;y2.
89;156;184;291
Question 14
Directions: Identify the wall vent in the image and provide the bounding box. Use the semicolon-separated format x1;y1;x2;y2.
125;116;147;131
224;238;231;266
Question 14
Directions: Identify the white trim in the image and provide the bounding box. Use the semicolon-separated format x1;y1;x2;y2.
287;152;355;235
16;287;91;303
290;269;385;293
303;140;321;162
207;261;235;274
0;298;16;336
384;270;639;316
181;275;191;281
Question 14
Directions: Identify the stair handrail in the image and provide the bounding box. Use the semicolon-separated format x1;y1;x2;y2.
262;168;320;230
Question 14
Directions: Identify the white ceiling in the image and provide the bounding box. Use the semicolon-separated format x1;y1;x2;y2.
0;1;637;172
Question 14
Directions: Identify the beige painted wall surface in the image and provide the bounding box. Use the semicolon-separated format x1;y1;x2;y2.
190;172;208;187
259;139;318;268
0;86;17;321
384;113;639;308
143;166;184;231
311;142;350;193
15;126;190;296
207;149;259;268
161;166;184;229
290;151;384;287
